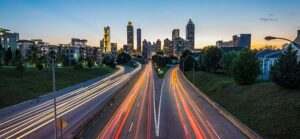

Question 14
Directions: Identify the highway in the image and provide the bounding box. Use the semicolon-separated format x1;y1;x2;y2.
98;62;247;139
0;64;141;139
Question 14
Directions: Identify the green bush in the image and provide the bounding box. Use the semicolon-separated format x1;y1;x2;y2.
231;49;260;84
219;51;239;73
271;45;300;89
202;46;222;72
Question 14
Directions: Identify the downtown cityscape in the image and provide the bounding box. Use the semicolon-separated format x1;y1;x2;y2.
0;0;300;139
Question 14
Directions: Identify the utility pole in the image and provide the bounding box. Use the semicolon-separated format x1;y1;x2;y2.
52;58;58;139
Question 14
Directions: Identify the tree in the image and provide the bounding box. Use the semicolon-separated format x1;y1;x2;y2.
4;47;12;65
103;55;116;68
74;56;84;70
202;46;222;72
270;45;300;89
152;55;167;67
231;49;260;84
36;53;47;71
180;55;196;71
27;45;38;66
180;49;192;59
116;52;131;64
87;57;93;68
259;45;277;51
15;49;25;71
0;44;4;66
219;51;239;73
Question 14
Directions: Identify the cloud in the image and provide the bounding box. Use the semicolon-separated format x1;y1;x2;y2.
259;18;279;22
268;13;275;16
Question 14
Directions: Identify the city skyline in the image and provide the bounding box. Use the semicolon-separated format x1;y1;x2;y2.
1;0;300;49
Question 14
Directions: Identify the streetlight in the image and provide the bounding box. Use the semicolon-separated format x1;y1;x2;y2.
48;49;64;139
265;36;300;46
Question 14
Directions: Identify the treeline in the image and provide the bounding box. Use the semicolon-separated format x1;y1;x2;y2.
0;44;133;71
180;45;300;89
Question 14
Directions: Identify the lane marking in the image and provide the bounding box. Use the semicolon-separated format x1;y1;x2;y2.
137;102;139;107
129;122;134;133
206;120;221;139
156;79;165;136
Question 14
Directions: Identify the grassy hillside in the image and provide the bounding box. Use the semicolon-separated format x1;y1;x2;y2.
185;71;300;138
0;66;115;109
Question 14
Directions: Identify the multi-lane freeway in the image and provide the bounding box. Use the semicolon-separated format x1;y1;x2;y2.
98;62;247;139
0;64;141;139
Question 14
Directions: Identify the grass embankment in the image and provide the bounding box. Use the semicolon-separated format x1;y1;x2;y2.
185;71;300;138
0;66;115;109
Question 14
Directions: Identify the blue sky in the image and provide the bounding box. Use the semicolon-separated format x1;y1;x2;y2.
0;0;299;49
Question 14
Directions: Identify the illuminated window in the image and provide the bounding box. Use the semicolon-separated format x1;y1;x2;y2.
7;38;9;42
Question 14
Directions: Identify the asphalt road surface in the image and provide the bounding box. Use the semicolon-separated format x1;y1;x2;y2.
98;62;247;139
0;64;141;139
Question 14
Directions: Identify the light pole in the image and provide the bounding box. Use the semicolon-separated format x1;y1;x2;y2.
265;36;300;46
49;49;64;139
51;58;58;139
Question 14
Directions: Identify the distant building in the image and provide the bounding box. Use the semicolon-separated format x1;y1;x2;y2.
186;19;195;49
172;29;180;41
163;38;173;56
216;34;251;49
292;30;300;62
127;21;134;55
0;28;19;53
103;26;111;53
156;39;162;51
123;44;130;53
17;39;34;58
142;39;148;58
100;38;104;52
173;37;190;56
137;28;142;55
111;42;118;56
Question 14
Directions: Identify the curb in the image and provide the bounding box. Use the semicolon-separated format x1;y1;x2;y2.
179;70;262;139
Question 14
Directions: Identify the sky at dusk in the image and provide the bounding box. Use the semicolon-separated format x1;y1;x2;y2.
0;0;300;49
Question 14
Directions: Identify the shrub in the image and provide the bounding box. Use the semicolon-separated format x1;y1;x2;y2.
231;49;260;84
270;45;300;89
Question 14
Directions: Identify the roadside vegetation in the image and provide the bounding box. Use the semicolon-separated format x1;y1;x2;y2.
180;46;300;138
0;66;114;109
152;55;177;78
185;71;299;138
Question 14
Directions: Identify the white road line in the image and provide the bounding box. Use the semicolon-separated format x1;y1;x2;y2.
129;122;134;133
137;102;139;107
152;79;157;132
206;120;221;139
156;79;165;136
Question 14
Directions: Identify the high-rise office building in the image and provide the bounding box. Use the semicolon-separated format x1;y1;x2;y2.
103;26;111;53
137;28;141;54
127;21;134;54
111;43;117;54
156;39;161;51
172;29;180;41
186;19;195;49
238;34;251;49
163;38;172;56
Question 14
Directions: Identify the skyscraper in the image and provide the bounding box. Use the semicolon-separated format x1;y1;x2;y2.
127;21;134;54
172;29;180;41
186;19;195;49
103;26;111;53
156;39;161;51
137;28;141;54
